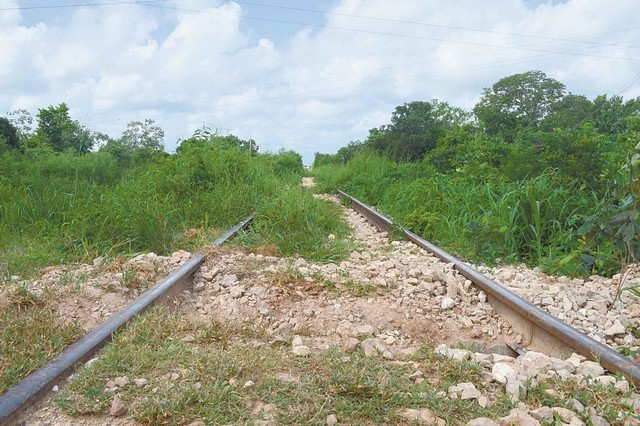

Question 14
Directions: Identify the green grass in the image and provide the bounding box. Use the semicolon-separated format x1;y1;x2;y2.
54;307;512;424
342;280;382;297
0;288;84;393
239;187;354;262
54;306;639;424
0;143;351;277
313;152;620;277
0;142;356;395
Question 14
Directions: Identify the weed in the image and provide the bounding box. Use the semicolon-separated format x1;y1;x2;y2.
313;155;619;276
343;280;380;297
321;279;337;290
268;264;307;288
56;268;74;287
0;304;83;392
6;284;41;307
54;309;638;425
119;267;139;289
239;188;353;262
0;143;312;277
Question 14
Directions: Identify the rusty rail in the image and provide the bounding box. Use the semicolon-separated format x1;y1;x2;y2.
0;213;256;426
337;189;640;385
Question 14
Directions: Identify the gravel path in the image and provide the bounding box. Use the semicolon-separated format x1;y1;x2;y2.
15;186;640;425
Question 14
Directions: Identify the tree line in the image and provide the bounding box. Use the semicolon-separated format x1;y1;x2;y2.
313;70;640;195
0;103;169;166
0;102;272;172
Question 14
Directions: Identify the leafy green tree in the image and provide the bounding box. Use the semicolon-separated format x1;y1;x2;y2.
120;119;165;151
312;152;339;168
389;101;444;162
537;125;608;188
177;128;258;155
474;70;566;141
592;95;640;137
367;100;469;162
0;117;19;150
541;93;594;131
335;140;366;163
6;109;34;144
426;124;508;174
268;150;304;178
31;103;94;154
102;119;165;166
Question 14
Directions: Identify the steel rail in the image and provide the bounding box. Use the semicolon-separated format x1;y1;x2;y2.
337;189;640;385
0;213;256;426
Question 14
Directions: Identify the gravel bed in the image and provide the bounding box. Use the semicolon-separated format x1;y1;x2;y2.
14;191;640;425
481;262;640;351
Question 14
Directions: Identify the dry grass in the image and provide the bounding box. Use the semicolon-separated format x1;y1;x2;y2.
0;284;84;393
52;306;640;425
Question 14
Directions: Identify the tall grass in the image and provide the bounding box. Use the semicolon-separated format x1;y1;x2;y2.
240;186;352;262
0;143;350;277
313;153;617;276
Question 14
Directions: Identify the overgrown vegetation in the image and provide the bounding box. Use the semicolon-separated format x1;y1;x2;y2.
0;114;349;391
312;70;640;277
0;116;347;278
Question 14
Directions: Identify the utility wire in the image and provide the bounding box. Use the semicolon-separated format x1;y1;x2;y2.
0;0;170;11
134;2;639;62
4;0;639;130
6;0;637;60
233;0;640;50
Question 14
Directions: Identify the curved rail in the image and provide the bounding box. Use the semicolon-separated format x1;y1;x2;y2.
0;212;256;426
337;189;640;385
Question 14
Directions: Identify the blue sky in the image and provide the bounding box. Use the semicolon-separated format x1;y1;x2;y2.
1;0;639;165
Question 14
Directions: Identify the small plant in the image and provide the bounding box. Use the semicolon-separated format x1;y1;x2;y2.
343;280;380;297
585;141;640;300
120;267;139;289
321;279;337;290
0;303;83;392
6;284;41;307
269;266;306;288
56;268;74;287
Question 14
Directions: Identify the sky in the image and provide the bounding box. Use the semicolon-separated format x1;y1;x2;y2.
1;0;639;165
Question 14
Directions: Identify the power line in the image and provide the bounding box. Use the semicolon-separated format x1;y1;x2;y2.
617;73;640;96
233;0;640;50
0;0;170;11
3;0;639;135
134;2;639;62
4;0;638;61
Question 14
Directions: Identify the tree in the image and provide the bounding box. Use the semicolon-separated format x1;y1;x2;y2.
119;119;165;151
474;70;566;141
390;101;441;161
101;119;165;166
0;117;19;150
177;127;258;155
592;95;640;137
6;109;34;144
336;140;366;163
536;125;607;189
32;103;94;154
366;100;468;162
270;149;304;178
541;93;594;131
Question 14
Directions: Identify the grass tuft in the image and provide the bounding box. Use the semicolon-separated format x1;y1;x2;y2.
0;303;83;393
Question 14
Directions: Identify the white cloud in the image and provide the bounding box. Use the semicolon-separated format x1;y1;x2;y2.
1;0;639;164
0;0;20;27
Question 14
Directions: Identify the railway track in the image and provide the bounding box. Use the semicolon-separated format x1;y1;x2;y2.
336;190;640;384
2;190;640;424
0;214;255;426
